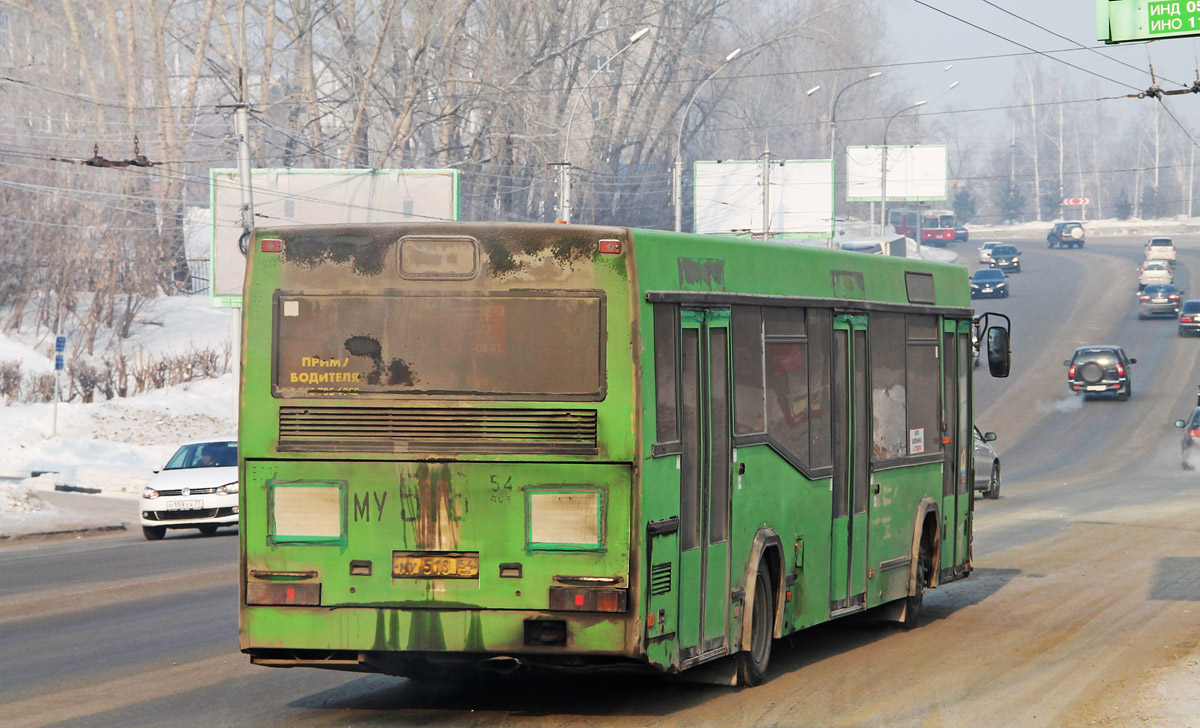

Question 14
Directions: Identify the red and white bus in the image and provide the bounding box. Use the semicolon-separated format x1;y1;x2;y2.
889;207;956;245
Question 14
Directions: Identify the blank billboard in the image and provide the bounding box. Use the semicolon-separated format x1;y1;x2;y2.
694;159;833;237
210;168;459;306
845;145;947;201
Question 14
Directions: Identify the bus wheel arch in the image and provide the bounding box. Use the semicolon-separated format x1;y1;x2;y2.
910;498;940;591
737;528;784;686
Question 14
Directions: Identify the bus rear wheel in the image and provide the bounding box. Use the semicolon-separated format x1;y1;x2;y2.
900;541;930;630
737;561;774;686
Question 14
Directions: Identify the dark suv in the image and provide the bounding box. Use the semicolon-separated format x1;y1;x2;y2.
1065;346;1135;400
1048;221;1085;249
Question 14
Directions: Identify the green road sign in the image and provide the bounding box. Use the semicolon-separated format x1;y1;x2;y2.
1100;0;1200;43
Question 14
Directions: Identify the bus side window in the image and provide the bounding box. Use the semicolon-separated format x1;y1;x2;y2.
807;308;832;469
870;313;908;462
764;307;810;469
732;306;765;436
905;315;940;456
652;304;680;454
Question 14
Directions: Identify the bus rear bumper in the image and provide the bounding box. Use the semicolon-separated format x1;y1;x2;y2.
241;606;641;674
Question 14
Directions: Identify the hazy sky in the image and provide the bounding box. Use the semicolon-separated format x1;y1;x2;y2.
887;0;1200;138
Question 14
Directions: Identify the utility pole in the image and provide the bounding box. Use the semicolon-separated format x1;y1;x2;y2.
233;0;252;421
761;143;771;239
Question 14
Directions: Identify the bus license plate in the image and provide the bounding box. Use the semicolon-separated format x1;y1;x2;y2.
167;500;202;510
392;552;480;579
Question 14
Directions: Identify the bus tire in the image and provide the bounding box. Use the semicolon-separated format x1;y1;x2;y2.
737;561;774;686
900;541;929;630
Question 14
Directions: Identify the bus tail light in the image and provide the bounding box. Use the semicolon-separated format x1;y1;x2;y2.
598;239;622;254
246;582;321;606
261;238;283;253
548;586;628;613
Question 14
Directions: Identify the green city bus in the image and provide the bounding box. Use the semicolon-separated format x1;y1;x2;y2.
238;222;1009;685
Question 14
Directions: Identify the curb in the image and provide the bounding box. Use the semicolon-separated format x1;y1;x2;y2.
0;523;129;543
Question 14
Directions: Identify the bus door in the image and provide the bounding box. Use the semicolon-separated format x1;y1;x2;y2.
941;320;973;571
677;308;733;662
830;314;869;614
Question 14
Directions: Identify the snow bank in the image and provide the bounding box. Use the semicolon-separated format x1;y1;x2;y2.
0;295;235;536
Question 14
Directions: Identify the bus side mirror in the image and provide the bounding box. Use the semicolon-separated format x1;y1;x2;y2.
987;327;1010;378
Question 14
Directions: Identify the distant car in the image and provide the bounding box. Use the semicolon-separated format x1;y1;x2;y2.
1047;221;1085;248
978;241;1003;263
838;241;885;255
954;224;969;242
1180;300;1200;336
988;244;1022;273
970;268;1009;298
1145;237;1177;263
140;438;239;540
1138;259;1173;290
1176;400;1200;469
1138;283;1185;319
974;426;1000;499
1065;345;1135;400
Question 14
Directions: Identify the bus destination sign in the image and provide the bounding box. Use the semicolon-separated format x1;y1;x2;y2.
1100;0;1200;43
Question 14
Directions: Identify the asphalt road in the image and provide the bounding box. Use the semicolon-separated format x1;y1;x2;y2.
4;234;1200;727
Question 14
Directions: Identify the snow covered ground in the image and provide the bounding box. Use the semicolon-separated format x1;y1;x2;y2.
0;295;236;539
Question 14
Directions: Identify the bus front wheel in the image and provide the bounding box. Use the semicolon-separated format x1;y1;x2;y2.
737;561;774;686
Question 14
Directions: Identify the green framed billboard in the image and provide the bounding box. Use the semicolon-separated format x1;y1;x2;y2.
1098;0;1200;43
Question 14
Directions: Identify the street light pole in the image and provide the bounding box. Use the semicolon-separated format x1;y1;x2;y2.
675;47;741;232
827;71;880;247
880;100;926;243
558;27;650;224
762;84;819;239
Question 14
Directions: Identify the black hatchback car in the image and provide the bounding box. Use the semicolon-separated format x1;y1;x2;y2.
1065;346;1136;400
970;269;1009;298
988;244;1022;273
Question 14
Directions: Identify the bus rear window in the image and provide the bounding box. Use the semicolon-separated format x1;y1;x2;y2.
274;292;604;399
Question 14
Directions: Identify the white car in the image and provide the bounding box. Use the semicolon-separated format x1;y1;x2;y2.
140;437;239;540
1138;259;1173;290
1145;237;1177;263
978;241;1004;264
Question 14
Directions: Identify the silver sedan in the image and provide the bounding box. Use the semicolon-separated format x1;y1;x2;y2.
974;426;1000;499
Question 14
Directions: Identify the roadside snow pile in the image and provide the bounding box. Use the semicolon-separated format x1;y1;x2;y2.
1;479;50;514
0;295;235;536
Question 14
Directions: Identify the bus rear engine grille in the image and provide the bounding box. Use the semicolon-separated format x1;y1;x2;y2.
277;407;598;455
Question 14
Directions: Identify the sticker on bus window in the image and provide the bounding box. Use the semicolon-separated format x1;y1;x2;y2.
909;428;925;455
